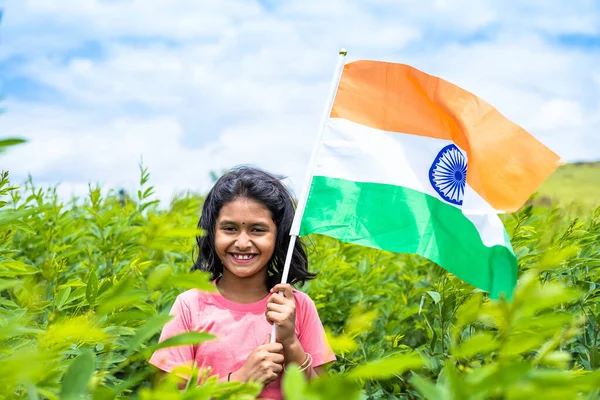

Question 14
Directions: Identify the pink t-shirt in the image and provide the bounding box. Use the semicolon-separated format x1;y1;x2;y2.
149;286;336;400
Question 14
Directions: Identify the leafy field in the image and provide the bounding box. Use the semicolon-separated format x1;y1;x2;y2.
1;155;600;398
536;161;600;209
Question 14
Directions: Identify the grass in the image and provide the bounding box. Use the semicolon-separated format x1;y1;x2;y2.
535;161;600;209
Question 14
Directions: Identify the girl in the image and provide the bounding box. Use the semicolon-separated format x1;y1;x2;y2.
149;166;336;399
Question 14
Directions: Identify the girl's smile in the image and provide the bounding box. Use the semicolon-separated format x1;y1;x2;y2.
215;197;276;281
230;253;257;263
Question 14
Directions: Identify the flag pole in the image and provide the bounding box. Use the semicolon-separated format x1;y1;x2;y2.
271;48;347;343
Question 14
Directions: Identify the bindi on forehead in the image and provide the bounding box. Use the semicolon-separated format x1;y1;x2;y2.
218;219;271;228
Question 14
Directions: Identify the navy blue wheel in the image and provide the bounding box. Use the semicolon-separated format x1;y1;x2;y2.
429;144;467;206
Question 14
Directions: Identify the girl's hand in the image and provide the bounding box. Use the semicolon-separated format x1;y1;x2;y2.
265;284;297;347
232;335;284;385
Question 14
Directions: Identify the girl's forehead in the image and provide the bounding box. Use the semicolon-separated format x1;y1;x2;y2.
217;197;273;221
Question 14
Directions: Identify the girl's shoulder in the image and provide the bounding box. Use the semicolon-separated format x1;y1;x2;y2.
291;288;320;316
291;288;316;305
173;288;216;310
178;287;214;300
291;288;326;332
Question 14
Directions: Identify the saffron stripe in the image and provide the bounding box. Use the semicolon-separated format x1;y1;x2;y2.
330;60;561;212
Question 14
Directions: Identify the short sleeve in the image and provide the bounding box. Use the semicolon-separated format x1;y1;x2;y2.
149;295;196;375
296;292;336;368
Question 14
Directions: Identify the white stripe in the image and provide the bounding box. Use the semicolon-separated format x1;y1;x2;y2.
314;118;508;247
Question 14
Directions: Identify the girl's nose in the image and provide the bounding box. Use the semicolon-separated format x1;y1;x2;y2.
235;232;252;249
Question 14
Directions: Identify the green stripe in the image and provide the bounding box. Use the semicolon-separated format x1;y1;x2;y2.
300;176;517;299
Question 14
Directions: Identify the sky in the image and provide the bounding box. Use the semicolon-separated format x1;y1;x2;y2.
1;0;599;203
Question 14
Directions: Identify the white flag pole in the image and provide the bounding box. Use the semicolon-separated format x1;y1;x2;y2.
271;49;347;343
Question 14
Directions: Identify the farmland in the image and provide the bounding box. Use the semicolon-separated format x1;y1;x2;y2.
536;161;600;210
0;157;599;399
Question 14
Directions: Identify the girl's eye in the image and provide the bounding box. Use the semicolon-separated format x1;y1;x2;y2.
222;226;236;232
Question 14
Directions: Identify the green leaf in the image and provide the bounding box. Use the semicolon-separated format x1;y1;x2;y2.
0;138;26;154
305;375;362;400
147;265;173;289
452;332;499;359
0;138;27;147
98;291;147;315
103;326;136;337
92;370;152;400
463;363;499;391
539;351;572;369
97;353;128;365
513;312;574;333
346;309;379;336
426;291;441;304
55;286;72;310
444;362;468;399
166;271;215;292
520;283;582;317
26;383;38;400
61;279;87;288
159;227;203;238
455;293;483;330
0;279;20;291
108;310;154;325
325;331;358;355
410;373;446;400
86;271;98;307
142;187;154;199
282;364;307;400
10;219;36;234
96;277;147;314
0;260;39;277
140;200;160;212
126;314;174;355
537;245;579;270
502;333;547;357
147;331;215;353
348;353;426;380
0;208;34;226
60;349;96;400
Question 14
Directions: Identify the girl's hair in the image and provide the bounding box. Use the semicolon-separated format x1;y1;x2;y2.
191;166;316;289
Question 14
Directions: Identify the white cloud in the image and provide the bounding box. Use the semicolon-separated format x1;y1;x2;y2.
0;100;319;202
530;99;585;131
9;0;258;39
1;0;599;204
392;34;600;162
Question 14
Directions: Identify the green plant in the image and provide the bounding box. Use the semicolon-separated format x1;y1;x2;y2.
0;160;598;399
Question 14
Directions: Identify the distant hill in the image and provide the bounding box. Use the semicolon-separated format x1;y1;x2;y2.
534;161;600;209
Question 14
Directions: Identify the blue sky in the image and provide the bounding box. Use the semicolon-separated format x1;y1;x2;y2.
1;0;599;201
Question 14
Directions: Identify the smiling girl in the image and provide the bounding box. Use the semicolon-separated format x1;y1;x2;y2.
149;166;335;399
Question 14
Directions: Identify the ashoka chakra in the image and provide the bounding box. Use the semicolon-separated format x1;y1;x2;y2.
429;144;467;206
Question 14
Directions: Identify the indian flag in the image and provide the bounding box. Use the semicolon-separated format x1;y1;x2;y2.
296;60;560;299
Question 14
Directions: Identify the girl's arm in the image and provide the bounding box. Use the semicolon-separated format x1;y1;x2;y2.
266;284;333;380
283;337;327;379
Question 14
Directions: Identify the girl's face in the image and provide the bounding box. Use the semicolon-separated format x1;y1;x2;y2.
214;197;277;281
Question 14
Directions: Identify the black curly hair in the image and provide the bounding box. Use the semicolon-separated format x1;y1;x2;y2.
191;166;316;289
